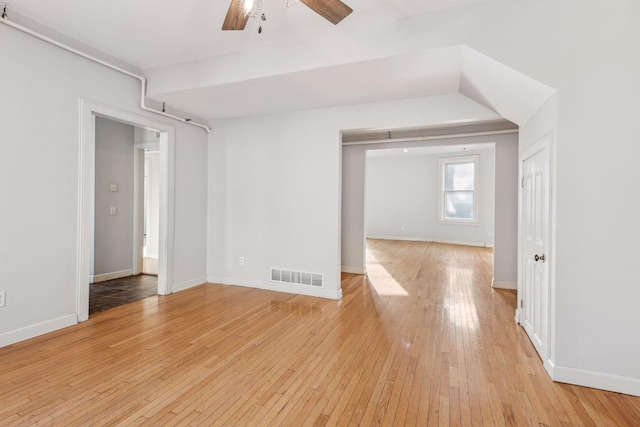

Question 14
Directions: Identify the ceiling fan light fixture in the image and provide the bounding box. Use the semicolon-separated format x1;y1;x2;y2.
239;0;263;18
223;0;352;31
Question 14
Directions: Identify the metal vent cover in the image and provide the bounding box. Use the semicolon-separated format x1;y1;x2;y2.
271;268;323;287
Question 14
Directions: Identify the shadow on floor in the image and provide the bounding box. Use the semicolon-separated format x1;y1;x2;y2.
89;274;158;315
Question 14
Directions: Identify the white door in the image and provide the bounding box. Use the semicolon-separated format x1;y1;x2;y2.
520;137;550;360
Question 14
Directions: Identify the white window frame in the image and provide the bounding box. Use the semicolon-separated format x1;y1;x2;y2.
438;155;479;225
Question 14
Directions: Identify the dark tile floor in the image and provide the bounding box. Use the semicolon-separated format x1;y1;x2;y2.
89;274;158;315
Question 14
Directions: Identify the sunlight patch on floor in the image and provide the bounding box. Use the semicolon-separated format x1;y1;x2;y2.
366;249;409;296
446;266;480;330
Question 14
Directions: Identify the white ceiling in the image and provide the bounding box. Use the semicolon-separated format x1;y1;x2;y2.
6;0;554;123
157;47;464;119
9;0;487;69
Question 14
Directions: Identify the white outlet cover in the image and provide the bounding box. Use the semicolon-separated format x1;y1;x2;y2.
110;183;118;192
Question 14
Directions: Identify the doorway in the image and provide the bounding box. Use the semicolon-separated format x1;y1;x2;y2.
88;120;163;315
341;129;519;293
77;100;176;322
131;129;161;278
142;148;160;276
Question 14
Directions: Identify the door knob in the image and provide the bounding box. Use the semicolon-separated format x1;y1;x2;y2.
534;254;545;262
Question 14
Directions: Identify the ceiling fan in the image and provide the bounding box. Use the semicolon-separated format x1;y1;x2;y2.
222;0;353;32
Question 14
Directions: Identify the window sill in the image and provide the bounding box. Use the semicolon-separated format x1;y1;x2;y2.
438;220;479;226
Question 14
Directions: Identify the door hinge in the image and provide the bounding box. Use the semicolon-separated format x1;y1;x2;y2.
521;177;525;188
520;299;523;308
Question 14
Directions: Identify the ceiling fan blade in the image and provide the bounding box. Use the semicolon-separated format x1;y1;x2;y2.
299;0;353;25
222;0;249;31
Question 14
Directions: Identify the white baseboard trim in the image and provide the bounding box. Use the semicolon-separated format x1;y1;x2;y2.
433;238;491;248
171;276;207;293
552;364;640;397
207;275;342;300
0;314;77;348
492;279;517;290
91;269;133;283
367;235;492;248
341;266;366;275
545;358;555;377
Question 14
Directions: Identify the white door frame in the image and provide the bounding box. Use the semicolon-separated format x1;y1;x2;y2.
517;132;555;375
77;99;176;322
132;142;160;275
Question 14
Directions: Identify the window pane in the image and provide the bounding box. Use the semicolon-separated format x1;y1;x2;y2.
445;191;474;220
445;162;474;191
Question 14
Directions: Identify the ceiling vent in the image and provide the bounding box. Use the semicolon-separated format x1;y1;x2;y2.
271;268;323;288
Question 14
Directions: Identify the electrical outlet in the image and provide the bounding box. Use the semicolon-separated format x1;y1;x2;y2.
110;207;117;216
0;291;6;308
239;257;245;266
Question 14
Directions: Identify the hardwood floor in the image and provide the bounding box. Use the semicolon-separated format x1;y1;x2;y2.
1;240;638;426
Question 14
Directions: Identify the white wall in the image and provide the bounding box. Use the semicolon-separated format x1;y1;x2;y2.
0;24;208;345
208;94;500;298
134;127;160;144
493;138;519;286
92;117;135;278
172;124;208;289
365;147;495;247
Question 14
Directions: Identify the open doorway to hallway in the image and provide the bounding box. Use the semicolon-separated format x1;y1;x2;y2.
89;118;161;315
78;99;176;322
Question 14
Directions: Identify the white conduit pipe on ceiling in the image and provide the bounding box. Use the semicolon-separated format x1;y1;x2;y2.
0;4;212;133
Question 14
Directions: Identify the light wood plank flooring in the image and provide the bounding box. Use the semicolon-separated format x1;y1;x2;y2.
1;240;639;425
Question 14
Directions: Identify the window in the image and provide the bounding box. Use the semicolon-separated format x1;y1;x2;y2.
439;156;478;223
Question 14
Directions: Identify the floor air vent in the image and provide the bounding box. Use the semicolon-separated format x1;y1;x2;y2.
271;268;323;287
